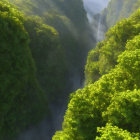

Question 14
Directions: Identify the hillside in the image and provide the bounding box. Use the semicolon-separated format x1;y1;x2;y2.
0;0;92;139
0;1;48;139
103;0;140;28
53;8;140;140
8;0;93;102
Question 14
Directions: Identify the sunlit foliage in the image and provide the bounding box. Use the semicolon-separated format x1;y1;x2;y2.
53;8;140;140
103;90;140;132
96;123;140;140
85;8;140;84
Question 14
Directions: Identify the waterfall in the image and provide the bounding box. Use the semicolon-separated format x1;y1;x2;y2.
97;15;102;42
96;14;105;42
83;0;110;43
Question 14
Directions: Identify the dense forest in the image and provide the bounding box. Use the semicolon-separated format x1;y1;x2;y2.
0;0;140;140
0;0;92;139
53;0;140;139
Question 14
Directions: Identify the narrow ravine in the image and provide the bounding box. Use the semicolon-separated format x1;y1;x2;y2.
14;1;110;140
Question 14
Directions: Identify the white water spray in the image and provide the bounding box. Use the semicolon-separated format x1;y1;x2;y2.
96;14;105;42
83;0;110;42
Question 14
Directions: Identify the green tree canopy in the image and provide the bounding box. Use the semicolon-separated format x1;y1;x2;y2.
53;8;140;140
0;1;47;139
96;124;140;140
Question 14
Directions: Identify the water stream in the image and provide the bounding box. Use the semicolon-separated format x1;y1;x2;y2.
96;14;105;42
83;0;110;42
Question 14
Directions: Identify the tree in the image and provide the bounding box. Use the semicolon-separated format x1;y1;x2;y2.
0;1;48;139
96;124;140;140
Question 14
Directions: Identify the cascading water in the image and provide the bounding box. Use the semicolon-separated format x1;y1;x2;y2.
97;15;102;42
83;0;110;43
96;14;105;42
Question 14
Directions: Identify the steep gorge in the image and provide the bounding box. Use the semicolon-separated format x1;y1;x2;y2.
0;0;139;140
6;0;94;140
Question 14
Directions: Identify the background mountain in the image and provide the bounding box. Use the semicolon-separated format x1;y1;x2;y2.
102;0;140;28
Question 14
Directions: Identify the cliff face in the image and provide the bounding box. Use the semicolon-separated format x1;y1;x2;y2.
83;0;109;19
